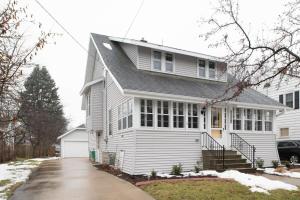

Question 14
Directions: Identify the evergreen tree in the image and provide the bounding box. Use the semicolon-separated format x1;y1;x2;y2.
19;66;67;157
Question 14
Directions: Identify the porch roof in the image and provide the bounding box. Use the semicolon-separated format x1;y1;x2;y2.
91;33;285;109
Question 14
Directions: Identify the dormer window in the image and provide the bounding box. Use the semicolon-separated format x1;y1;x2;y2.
209;61;216;79
165;53;174;72
152;50;174;72
198;59;206;77
153;51;162;70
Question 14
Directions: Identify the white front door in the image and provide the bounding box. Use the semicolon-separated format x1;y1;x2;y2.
211;107;223;145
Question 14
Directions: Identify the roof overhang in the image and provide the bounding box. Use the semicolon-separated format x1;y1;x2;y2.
57;128;86;140
109;36;225;63
80;78;104;95
124;89;287;111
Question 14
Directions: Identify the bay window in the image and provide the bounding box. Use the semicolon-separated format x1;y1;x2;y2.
157;101;169;127
188;104;198;128
244;109;252;131
264;110;273;131
254;110;263;131
173;102;185;128
141;99;153;127
233;108;242;130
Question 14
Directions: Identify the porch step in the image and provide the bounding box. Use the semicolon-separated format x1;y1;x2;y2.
202;150;238;156
216;163;251;169
202;150;254;173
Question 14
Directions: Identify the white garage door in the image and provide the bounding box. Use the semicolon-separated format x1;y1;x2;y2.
63;141;88;158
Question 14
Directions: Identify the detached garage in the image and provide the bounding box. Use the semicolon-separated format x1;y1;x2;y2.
58;124;88;158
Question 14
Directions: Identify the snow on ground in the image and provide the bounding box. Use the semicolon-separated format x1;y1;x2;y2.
263;168;300;179
0;157;58;200
153;170;298;194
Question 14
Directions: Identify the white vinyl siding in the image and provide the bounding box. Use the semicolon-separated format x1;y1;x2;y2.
120;43;138;66
237;133;279;167
137;46;226;81
134;130;202;174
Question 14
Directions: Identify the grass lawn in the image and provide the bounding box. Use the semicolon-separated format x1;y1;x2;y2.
142;179;300;200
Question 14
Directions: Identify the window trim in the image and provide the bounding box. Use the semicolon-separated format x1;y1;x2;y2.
264;110;273;132
117;99;133;132
285;92;294;108
197;59;207;78
187;103;199;129
208;61;216;79
173;102;185;128
233;108;242;131
157;100;170;128
151;50;175;73
280;128;289;138
140;99;154;127
244;108;253;131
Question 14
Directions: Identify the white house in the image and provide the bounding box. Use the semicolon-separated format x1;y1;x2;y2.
259;77;300;141
58;124;88;158
81;33;286;175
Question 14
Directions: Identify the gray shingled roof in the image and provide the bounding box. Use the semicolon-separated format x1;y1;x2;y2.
91;33;284;108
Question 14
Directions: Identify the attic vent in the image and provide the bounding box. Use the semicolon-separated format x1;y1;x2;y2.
140;37;147;43
103;42;112;50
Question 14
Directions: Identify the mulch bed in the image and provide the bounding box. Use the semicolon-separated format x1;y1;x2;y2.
95;164;217;185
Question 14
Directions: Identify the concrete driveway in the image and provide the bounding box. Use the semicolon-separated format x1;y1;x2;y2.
10;158;154;200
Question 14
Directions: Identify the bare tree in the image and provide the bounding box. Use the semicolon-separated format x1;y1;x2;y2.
0;0;54;161
200;0;300;102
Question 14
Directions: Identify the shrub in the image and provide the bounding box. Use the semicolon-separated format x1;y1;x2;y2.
171;163;182;175
272;160;279;168
283;160;291;168
274;166;287;173
256;158;264;168
150;169;157;179
194;165;200;173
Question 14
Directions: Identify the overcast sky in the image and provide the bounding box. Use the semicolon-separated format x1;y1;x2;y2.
22;0;285;128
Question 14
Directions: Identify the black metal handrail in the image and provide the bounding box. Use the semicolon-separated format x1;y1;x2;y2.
202;132;225;169
230;132;256;168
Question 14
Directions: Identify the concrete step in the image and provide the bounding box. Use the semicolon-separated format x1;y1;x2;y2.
216;163;252;169
214;159;247;164
202;150;238;156
203;154;242;160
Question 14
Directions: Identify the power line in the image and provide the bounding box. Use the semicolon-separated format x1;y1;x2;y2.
123;0;145;39
34;0;88;53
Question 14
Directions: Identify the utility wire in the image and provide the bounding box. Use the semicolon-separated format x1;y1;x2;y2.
123;0;145;39
34;0;88;53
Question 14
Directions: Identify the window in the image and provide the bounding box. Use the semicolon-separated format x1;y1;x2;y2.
128;100;133;128
118;107;122;130
201;107;207;130
122;102;128;129
211;107;222;128
108;109;112;135
198;60;206;77
152;51;174;72
209;61;216;79
264;110;273;131
188;104;198;128
157;101;169;127
254;110;263;131
141;99;153;127
87;93;91;116
295;91;299;109
153;51;162;70
165;53;174;72
117;100;133;131
280;128;289;137
244;109;252;131
173;102;185;128
279;94;283;104
224;108;227;130
233;108;242;130
286;93;293;108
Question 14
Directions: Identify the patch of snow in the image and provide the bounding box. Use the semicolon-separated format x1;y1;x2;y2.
264;168;300;179
0;157;58;200
103;43;112;50
146;170;298;194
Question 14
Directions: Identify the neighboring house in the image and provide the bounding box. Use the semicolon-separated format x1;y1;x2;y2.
259;77;300;141
57;124;88;158
81;33;286;175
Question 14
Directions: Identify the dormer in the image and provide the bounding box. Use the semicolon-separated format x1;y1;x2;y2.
111;36;227;82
